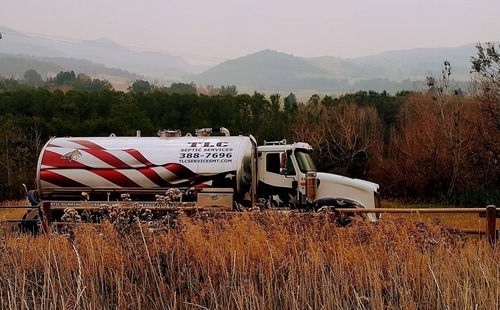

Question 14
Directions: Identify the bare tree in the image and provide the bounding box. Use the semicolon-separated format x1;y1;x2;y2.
429;61;476;196
470;42;500;187
383;90;480;199
291;99;382;176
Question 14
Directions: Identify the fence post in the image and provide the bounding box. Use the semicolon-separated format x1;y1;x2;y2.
41;201;51;234
485;205;497;246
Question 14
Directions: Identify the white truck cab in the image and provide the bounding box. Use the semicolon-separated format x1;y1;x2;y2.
257;140;380;220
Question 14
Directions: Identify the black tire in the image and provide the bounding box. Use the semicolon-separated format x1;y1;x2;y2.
19;209;40;235
316;197;358;227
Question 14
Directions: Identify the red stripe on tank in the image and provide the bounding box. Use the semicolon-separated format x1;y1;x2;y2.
68;142;154;167
67;147;154;169
45;148;155;169
69;140;106;150
42;150;88;168
194;183;211;189
137;167;171;186
90;170;140;188
40;170;87;187
91;167;196;188
165;163;197;179
137;166;193;186
81;149;154;168
83;149;134;169
125;149;153;166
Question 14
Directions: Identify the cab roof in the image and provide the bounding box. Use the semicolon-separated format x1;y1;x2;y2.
257;141;312;152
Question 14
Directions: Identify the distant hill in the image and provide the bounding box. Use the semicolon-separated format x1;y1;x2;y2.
0;54;63;79
332;43;478;81
1;25;496;93
0;26;209;80
0;54;140;80
196;49;349;91
197;44;486;93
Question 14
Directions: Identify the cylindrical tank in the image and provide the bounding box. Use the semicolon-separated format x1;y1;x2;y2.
36;135;253;201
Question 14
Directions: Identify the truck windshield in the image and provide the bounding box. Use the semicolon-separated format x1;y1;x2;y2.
295;149;317;173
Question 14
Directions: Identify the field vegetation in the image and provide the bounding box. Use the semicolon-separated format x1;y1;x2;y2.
0;212;498;309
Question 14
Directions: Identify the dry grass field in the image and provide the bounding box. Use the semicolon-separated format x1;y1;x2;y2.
380;201;500;233
0;200;30;220
0;201;498;309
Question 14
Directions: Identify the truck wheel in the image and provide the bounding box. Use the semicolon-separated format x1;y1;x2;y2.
316;198;358;226
19;209;40;235
335;215;353;227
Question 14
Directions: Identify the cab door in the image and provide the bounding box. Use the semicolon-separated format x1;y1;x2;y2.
258;151;298;207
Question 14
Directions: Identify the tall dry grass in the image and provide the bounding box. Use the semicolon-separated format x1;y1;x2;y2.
0;212;498;309
0;200;29;220
381;200;500;231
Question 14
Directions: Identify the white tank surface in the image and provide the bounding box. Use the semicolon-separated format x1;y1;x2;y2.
36;135;253;200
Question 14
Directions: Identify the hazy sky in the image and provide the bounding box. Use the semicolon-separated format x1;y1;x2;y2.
2;0;499;64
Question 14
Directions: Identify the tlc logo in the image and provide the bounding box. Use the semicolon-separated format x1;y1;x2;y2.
188;142;229;147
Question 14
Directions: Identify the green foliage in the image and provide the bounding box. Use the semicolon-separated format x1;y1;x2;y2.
167;82;197;95
0;77;22;91
471;42;500;75
330;90;404;124
219;85;238;96
20;70;114;92
328;90;406;144
154;82;198;95
321;95;335;106
129;79;151;93
52;70;76;85
0;117;41;198
447;188;500;207
109;102;155;136
284;92;298;114
73;74;113;92
23;69;44;87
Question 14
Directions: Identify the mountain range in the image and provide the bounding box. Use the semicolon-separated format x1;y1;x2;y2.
0;25;494;94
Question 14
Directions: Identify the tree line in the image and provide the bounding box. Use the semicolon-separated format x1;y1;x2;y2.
0;43;498;206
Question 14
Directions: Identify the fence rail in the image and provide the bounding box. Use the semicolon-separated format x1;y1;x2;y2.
1;204;498;245
335;207;496;214
336;205;499;246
